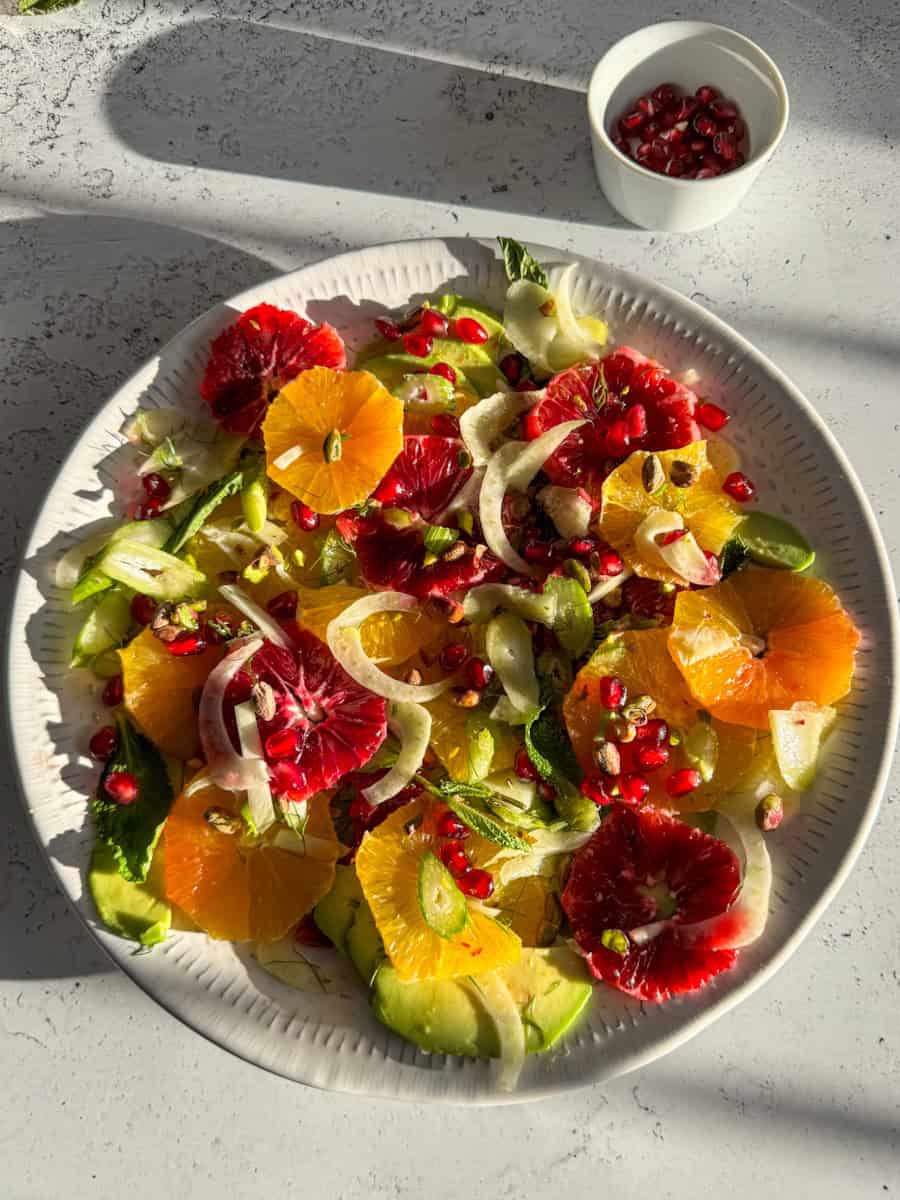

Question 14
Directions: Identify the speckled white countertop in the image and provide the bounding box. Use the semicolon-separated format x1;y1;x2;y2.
1;2;898;1196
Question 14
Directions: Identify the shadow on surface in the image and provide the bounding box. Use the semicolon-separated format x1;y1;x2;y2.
1;213;281;980
103;19;628;229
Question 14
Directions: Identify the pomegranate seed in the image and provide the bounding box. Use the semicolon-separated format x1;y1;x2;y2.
464;657;493;690
697;401;730;431
515;379;538;392
265;728;299;759
568;537;595;558
605;419;630;457
689;138;708;153
290;500;320;531
439;641;469;671
734;151;746;168
695;84;720;105
514;747;539;781
598;674;626;710
430;413;460;437
713;131;737;162
523;540;553;565
635;718;669;743
666;768;702;798
618;111;645;134
440;842;470;877
709;98;738;120
267;590;298;620
643;119;661;140
618;773;650;806
538;780;557;802
598;549;623;577
661;529;687;546
437;811;469;840
225;669;253;704
89;725;119;761
693;113;718;138
660;110;678;131
166;630;208;656
420;309;449;337
271;760;307;796
130;593;157;626
457;867;494;899
665;157;685;178
723;471;757;502
104;770;139;805
678;151;699;173
626;403;648;440
375;317;403;341
581;774;614;807
675;97;699;122
102;675;123;706
635;141;653;162
652;83;678;108
636;744;670;771
499;353;524;384
429;361;457;384
454;316;489;345
142;472;171;501
404;331;433;358
135;497;163;520
694;166;721;180
612;134;630;156
636;96;657;116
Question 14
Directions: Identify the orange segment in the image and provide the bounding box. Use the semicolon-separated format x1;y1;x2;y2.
563;627;759;812
119;628;223;760
295;583;443;666
427;691;518;782
263;367;403;514
669;566;860;729
355;797;521;982
163;782;339;942
597;441;741;582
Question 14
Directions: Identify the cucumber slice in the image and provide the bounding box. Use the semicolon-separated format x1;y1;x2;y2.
70;588;133;668
735;512;815;571
417;851;468;939
70;518;173;605
96;539;205;600
360;354;473;398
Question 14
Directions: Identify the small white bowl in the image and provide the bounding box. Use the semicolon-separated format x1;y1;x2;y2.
588;21;789;231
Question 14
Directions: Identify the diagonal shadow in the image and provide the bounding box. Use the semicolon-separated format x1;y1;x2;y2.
102;18;628;229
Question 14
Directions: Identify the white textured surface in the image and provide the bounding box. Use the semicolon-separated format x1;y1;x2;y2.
1;0;898;1193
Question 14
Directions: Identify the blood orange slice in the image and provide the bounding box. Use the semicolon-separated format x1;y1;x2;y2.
236;632;388;802
561;806;740;1001
373;435;472;520
523;347;701;496
201;303;346;435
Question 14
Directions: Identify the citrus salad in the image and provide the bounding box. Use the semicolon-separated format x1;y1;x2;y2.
65;239;859;1088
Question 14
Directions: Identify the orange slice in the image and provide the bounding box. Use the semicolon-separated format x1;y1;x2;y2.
597;441;741;582
163;781;339;942
564;627;758;811
426;691;517;783
119;628;223;760
295;583;442;666
669;566;859;729
263;367;403;514
355;797;521;982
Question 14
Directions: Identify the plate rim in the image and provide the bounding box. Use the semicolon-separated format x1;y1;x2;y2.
7;235;898;1105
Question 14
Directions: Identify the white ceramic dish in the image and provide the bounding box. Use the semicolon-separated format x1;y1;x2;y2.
588;22;789;231
8;237;896;1104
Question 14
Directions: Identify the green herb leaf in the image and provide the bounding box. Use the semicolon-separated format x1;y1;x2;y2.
319;528;357;585
422;524;458;556
93;715;174;883
718;537;749;578
425;777;494;802
498;237;549;288
445;797;532;851
165;469;244;555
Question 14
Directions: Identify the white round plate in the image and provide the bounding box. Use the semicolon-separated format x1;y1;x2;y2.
8;238;897;1104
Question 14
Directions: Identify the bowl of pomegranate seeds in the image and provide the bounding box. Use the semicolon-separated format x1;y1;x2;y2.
588;21;788;231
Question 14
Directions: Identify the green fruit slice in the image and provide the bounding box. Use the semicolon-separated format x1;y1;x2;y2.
769;702;836;791
735;512;815;571
417;850;468;939
360;353;474;398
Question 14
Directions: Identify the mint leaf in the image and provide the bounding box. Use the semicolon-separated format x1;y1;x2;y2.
423;524;458;556
93;715;174;883
426;777;494;802
445;797;531;851
166;469;244;555
319;528;356;585
20;0;81;11
498;237;549;288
